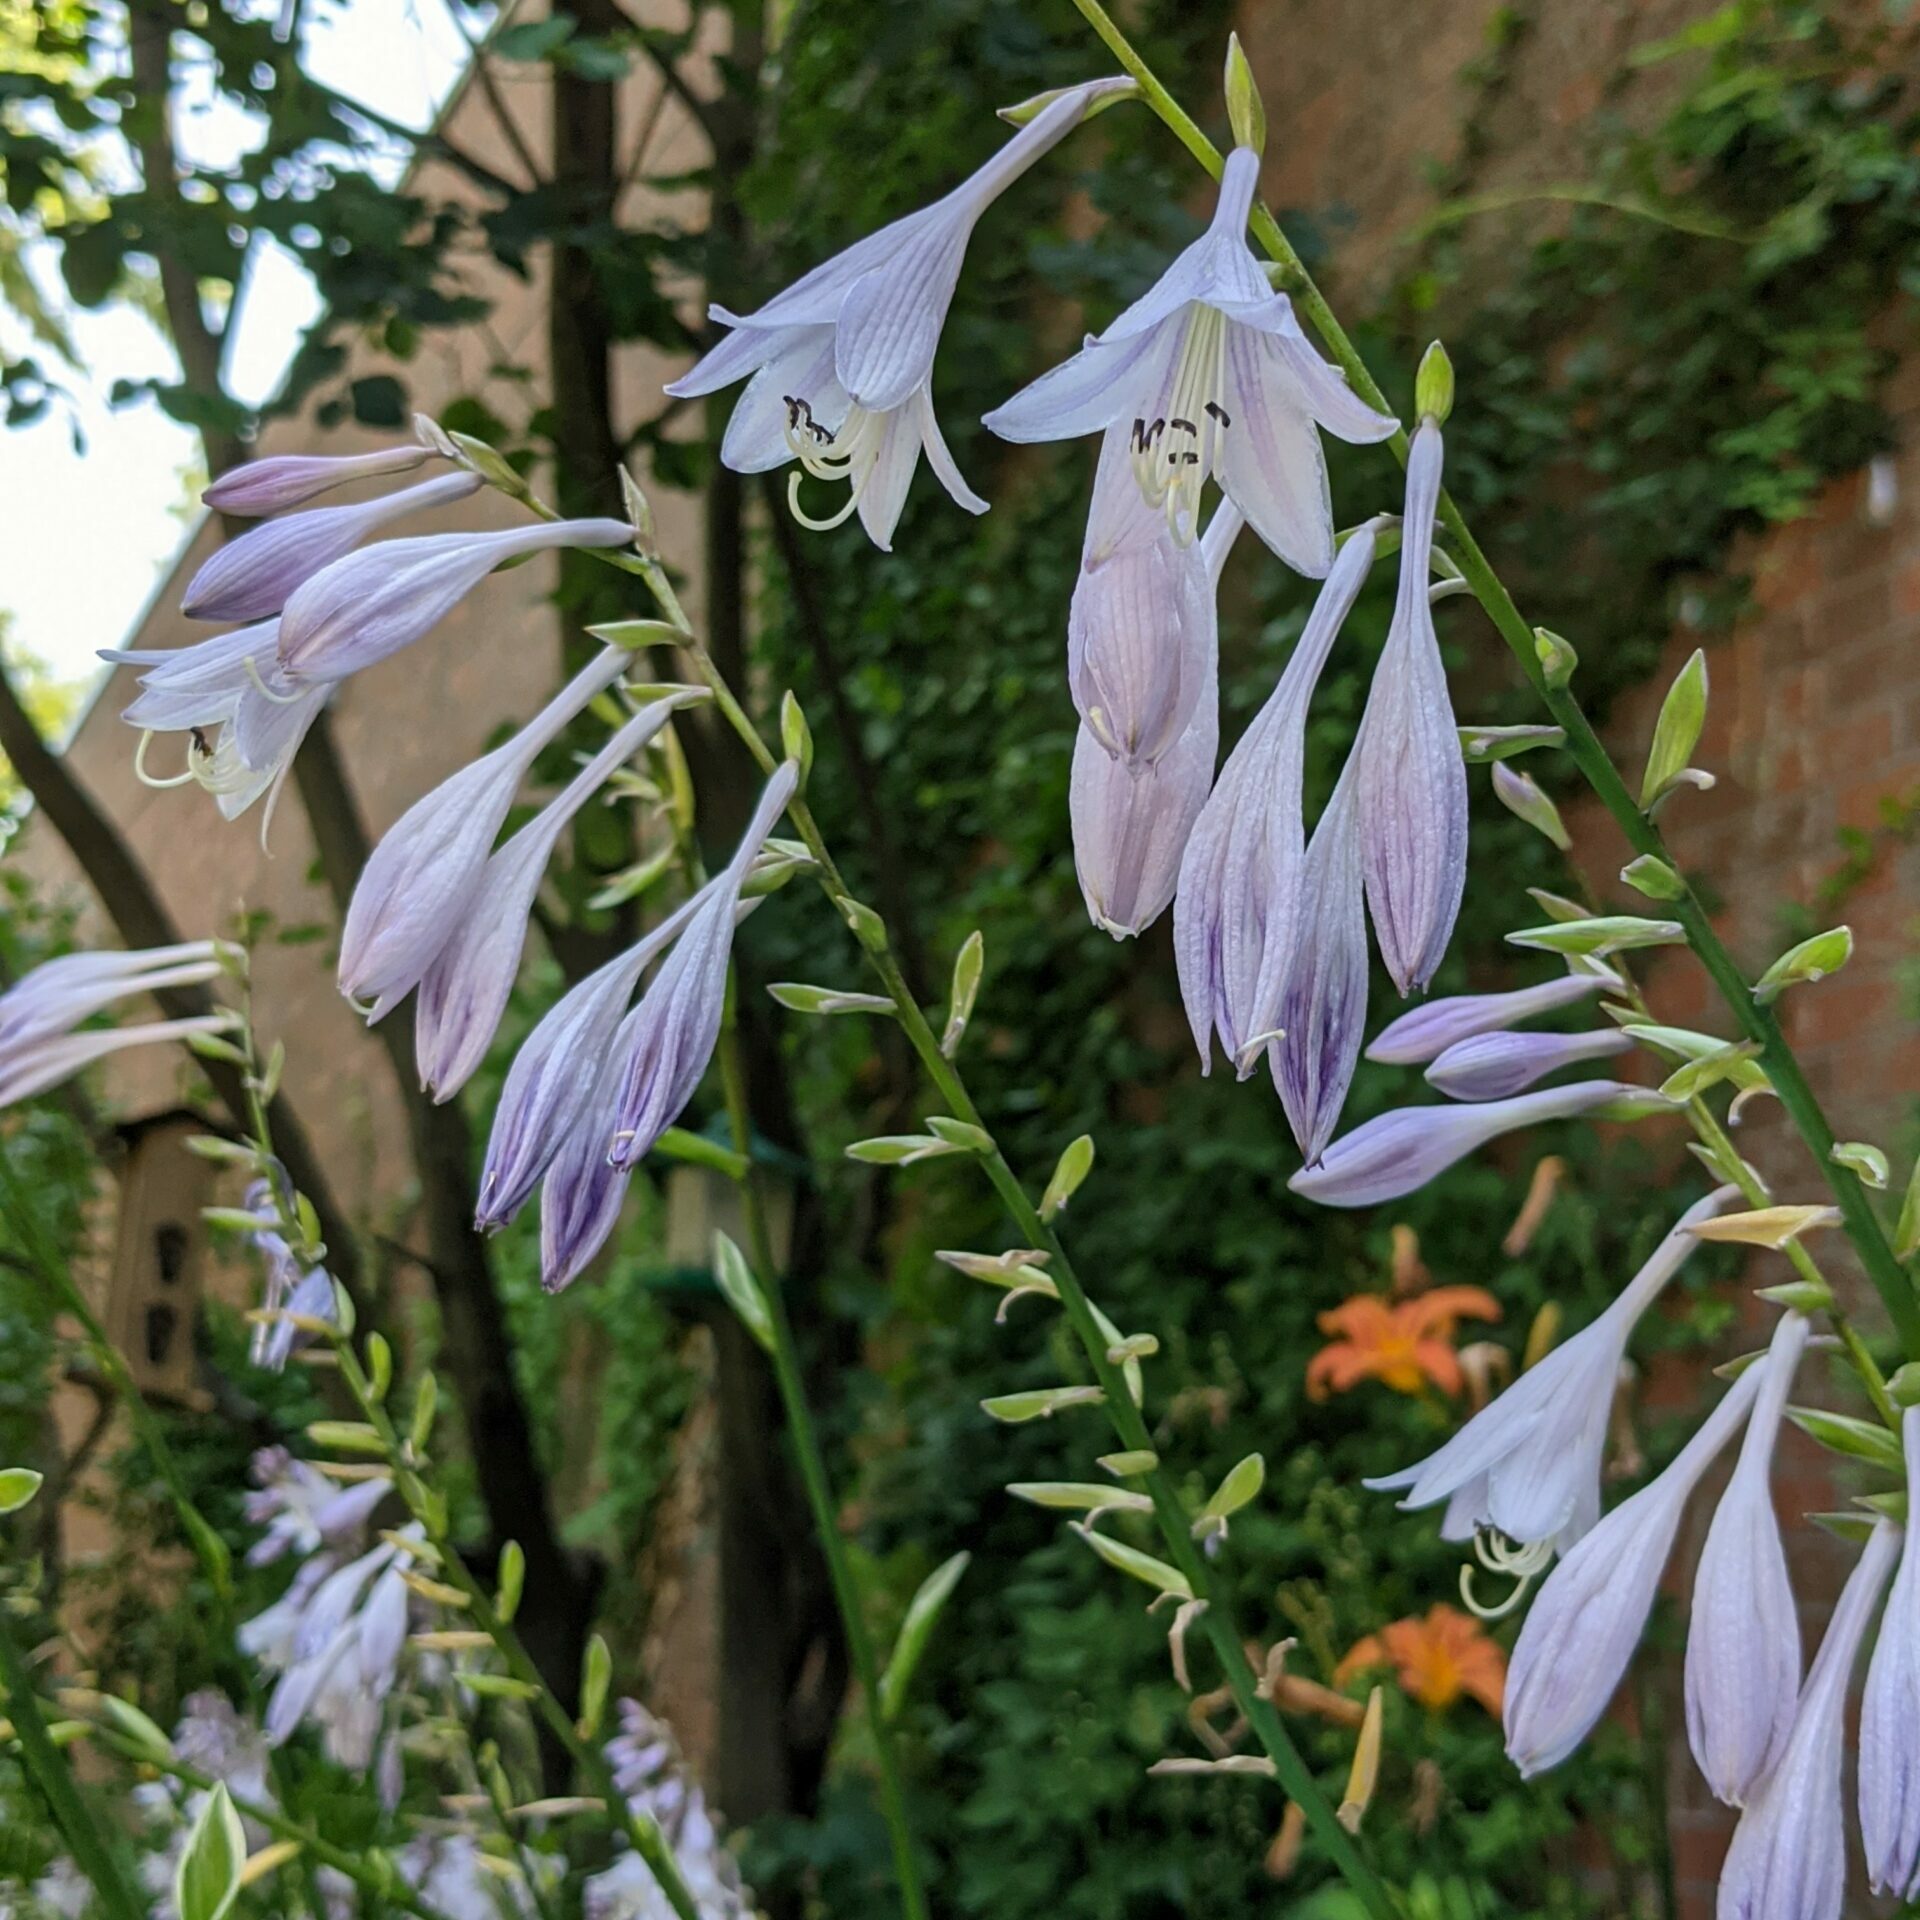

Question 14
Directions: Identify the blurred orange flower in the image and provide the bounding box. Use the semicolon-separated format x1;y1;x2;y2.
1306;1287;1500;1399
1337;1605;1506;1716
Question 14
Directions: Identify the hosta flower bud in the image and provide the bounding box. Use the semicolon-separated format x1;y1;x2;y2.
1424;1027;1632;1102
1860;1409;1920;1897
1367;972;1607;1065
203;444;433;516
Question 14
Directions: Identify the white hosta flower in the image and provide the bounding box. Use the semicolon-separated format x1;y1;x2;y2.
242;1446;390;1568
338;647;630;1016
414;689;708;1099
1719;1520;1901;1920
1685;1312;1808;1804
666;78;1128;551
1503;1359;1767;1777
1174;519;1377;1074
1367;1187;1737;1548
986;146;1397;567
0;1016;236;1113
1860;1408;1920;1897
0;943;222;1053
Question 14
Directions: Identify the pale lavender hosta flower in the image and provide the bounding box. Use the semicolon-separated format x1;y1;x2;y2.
1290;1077;1665;1211
588;1700;750;1920
1685;1311;1808;1805
242;1446;391;1568
1070;500;1241;936
1425;1026;1634;1102
476;890;710;1230
339;648;630;1017
415;690;709;1099
262;1527;419;1768
666;79;1126;552
277;516;634;683
1367;973;1609;1065
1860;1408;1920;1898
538;1014;642;1294
137;1693;277;1917
606;762;800;1173
239;1175;339;1372
1355;419;1467;994
1175;520;1377;1074
1368;1187;1737;1548
182;471;481;624
1270;752;1366;1162
0;942;222;1053
400;1837;541;1920
1503;1358;1769;1777
987;147;1396;564
0;1015;236;1112
1718;1520;1901;1920
203;444;433;517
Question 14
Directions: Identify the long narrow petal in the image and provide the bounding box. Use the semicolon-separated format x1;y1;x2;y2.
719;329;845;473
1425;1027;1633;1102
1218;324;1334;577
538;1043;637;1294
0;1016;235;1111
1367;974;1609;1064
1861;1409;1920;1896
983;324;1169;444
203;444;432;517
1217;296;1400;444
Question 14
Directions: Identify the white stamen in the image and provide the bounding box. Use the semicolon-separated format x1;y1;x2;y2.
1130;305;1230;546
782;397;890;532
133;731;198;789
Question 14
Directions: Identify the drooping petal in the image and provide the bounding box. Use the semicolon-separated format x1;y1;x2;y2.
203;444;433;517
719;330;847;473
0;1016;236;1112
1217;295;1399;444
1218;324;1334;577
1686;1313;1808;1805
854;403;929;552
182;472;481;624
1425;1027;1634;1102
1502;1363;1768;1778
982;324;1171;444
1862;1409;1920;1898
1355;420;1467;992
538;1041;637;1295
1367;974;1609;1065
1719;1521;1901;1920
833;219;972;414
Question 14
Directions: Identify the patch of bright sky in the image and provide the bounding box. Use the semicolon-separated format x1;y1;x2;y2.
0;0;475;689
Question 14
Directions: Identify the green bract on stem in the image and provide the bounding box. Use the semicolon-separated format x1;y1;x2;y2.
1065;0;1920;1362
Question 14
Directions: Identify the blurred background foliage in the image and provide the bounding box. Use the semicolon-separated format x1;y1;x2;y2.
3;0;1919;1914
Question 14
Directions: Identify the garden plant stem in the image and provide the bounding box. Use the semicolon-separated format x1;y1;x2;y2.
1066;0;1920;1362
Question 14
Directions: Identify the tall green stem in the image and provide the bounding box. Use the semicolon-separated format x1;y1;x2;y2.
1066;0;1920;1361
713;983;931;1920
0;1611;145;1920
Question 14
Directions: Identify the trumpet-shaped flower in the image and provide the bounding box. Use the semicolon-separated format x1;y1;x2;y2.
1337;1605;1507;1716
182;471;481;623
243;1447;390;1569
1175;520;1377;1073
1354;420;1467;993
605;763;799;1172
278;517;634;682
1290;1079;1662;1211
476;891;712;1231
986;148;1397;566
1367;1187;1736;1547
1860;1409;1920;1897
415;691;707;1099
1425;1027;1634;1102
1270;752;1368;1159
1503;1359;1768;1776
338;649;630;1016
666;79;1127;552
1307;1286;1500;1399
0;942;223;1053
1367;973;1610;1065
1686;1311;1808;1805
538;1024;640;1294
0;1015;236;1112
203;444;433;516
1718;1520;1901;1920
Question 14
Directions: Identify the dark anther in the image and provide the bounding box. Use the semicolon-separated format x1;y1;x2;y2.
1205;402;1232;428
189;726;211;758
1169;417;1198;437
784;395;834;444
1179;452;1201;467
1130;416;1149;451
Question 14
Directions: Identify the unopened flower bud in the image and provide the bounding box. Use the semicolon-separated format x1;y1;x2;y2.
1414;341;1455;426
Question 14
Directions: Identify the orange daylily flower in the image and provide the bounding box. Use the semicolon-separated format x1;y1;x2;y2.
1306;1287;1500;1399
1337;1604;1507;1717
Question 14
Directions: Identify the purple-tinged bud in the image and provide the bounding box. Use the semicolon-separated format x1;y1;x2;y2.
0;942;224;1053
338;649;629;1015
1269;755;1366;1162
182;472;481;624
1367;973;1607;1065
1289;1078;1653;1209
1502;1361;1768;1778
278;517;634;683
606;762;799;1171
415;691;707;1099
203;444;433;517
1174;519;1375;1074
1355;420;1468;994
0;1015;237;1112
1425;1026;1633;1102
477;890;712;1231
538;1028;640;1294
1719;1520;1900;1920
1862;1410;1920;1898
1686;1312;1807;1806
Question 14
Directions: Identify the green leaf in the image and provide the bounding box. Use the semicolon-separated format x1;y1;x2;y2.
493;16;576;58
1507;915;1685;956
1831;1141;1889;1191
878;1551;970;1722
1072;1525;1192;1600
1458;724;1565;762
0;1468;43;1514
1097;1451;1159;1477
941;931;985;1058
711;1231;774;1352
845;1134;963;1165
1620;854;1685;900
925;1115;993;1153
1200;1453;1265;1523
979;1386;1104;1424
1786;1407;1903;1472
1640;648;1708;807
1753;926;1853;1005
1006;1482;1154;1514
766;982;894;1017
1040;1135;1095;1220
651;1129;751;1180
1657;1039;1764;1101
174;1781;246;1920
